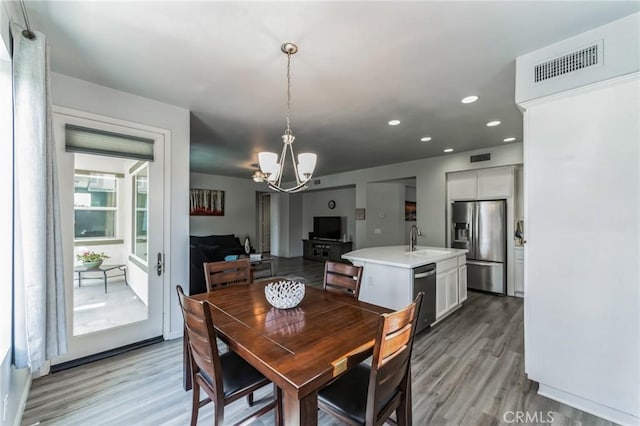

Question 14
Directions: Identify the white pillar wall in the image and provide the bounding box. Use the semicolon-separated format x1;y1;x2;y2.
521;74;640;425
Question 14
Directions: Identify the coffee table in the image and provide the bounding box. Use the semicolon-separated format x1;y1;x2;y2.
73;264;127;293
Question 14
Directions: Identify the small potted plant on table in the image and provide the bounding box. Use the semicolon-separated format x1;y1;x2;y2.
77;250;110;269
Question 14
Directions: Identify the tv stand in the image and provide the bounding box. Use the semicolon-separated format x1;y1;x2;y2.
303;239;352;262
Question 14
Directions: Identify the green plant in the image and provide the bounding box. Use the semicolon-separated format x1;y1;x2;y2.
76;250;110;263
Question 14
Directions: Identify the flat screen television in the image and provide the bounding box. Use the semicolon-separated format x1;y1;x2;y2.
313;216;342;240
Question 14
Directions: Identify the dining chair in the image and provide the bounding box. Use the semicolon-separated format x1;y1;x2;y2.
323;261;364;299
176;286;278;426
317;292;424;426
203;258;251;292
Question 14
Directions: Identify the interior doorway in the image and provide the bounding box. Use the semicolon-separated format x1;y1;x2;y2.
260;194;271;254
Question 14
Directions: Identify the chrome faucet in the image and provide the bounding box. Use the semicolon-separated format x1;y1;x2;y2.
409;225;422;251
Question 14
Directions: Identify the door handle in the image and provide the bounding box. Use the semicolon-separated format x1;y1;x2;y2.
156;252;164;276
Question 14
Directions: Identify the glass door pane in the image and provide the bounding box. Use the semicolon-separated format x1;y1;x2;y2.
72;155;148;336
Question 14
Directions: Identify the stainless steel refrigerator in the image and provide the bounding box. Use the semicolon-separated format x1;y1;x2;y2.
450;200;506;294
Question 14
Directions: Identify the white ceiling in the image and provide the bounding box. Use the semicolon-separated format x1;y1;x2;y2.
22;1;640;178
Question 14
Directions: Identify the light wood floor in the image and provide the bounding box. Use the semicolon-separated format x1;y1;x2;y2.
23;257;615;426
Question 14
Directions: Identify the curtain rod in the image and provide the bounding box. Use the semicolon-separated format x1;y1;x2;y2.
19;0;35;40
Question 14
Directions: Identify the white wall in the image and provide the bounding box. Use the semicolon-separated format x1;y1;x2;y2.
365;182;405;247
51;73;190;341
190;173;262;245
275;143;523;252
522;75;639;425
301;186;356;242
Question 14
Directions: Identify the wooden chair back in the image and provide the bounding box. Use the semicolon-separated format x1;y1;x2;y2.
367;292;423;425
203;258;251;291
323;261;363;299
176;286;223;395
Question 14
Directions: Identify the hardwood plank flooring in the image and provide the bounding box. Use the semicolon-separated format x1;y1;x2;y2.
22;257;615;426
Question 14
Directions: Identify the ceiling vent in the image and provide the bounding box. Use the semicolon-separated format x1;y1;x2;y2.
470;153;491;163
516;13;639;105
534;44;600;83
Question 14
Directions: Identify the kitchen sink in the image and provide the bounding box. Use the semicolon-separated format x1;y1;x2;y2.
405;248;450;257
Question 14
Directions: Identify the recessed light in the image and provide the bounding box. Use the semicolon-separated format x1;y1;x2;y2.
461;96;478;104
420;137;432;142
443;148;454;153
503;137;516;142
388;120;401;126
486;120;501;127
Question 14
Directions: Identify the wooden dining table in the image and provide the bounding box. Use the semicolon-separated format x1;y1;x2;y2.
184;279;390;426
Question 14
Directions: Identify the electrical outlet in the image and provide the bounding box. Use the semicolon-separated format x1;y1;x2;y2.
374;228;382;234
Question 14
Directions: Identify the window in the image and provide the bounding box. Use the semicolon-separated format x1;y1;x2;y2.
74;171;119;239
132;164;148;262
0;35;13;356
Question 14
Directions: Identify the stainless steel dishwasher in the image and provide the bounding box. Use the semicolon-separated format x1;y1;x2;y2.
414;263;436;333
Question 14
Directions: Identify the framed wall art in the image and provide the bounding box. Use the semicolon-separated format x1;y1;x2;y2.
190;188;225;216
405;201;416;221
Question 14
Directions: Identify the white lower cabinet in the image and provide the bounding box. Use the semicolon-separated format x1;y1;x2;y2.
435;272;448;319
444;269;458;311
514;248;524;297
436;255;467;321
458;264;468;303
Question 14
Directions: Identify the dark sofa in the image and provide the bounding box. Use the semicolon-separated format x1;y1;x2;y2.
189;234;249;295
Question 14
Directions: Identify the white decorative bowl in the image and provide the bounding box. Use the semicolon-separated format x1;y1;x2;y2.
265;280;305;309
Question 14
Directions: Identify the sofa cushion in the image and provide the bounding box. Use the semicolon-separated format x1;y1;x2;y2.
199;244;224;261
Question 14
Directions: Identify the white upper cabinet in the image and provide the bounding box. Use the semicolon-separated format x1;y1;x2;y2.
477;167;513;199
447;166;514;201
447;170;478;200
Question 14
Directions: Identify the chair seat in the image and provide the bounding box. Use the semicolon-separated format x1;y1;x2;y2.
200;351;267;398
319;363;392;425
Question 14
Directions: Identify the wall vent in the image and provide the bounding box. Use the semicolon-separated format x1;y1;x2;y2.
534;43;600;83
470;153;491;163
313;179;321;185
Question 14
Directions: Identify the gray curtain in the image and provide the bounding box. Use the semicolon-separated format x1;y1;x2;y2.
11;23;67;370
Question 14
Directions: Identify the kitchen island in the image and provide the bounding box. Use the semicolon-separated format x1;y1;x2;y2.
343;246;468;326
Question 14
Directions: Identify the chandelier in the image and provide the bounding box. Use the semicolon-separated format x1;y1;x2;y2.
256;42;317;193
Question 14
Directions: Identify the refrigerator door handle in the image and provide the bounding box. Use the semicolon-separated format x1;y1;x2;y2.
472;202;479;259
467;259;502;267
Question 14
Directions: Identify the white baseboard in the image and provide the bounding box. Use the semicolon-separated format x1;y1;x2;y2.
164;329;182;341
538;384;639;426
7;367;31;426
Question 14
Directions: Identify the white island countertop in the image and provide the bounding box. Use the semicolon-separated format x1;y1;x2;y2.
342;245;468;269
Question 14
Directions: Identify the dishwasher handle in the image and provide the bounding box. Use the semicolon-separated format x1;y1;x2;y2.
414;270;436;279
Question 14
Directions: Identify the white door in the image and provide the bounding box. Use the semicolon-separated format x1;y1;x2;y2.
445;268;459;311
261;194;271;253
52;109;165;364
458;264;468;303
435;272;448;319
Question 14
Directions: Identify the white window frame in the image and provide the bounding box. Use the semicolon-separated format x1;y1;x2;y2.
131;162;148;264
73;170;120;242
0;34;13;358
